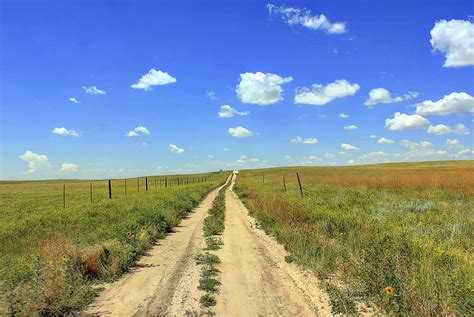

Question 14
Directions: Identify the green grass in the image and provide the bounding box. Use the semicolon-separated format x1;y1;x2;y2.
0;172;228;315
196;182;228;311
235;161;473;316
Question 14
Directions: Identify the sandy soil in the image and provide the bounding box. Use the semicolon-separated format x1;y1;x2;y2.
83;172;332;316
83;175;231;316
214;173;332;316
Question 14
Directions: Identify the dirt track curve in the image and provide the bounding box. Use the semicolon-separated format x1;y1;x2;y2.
84;172;331;316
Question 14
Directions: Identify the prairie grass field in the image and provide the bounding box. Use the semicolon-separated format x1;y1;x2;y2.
0;172;228;315
234;161;473;315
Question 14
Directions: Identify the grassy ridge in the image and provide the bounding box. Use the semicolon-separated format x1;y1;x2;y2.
235;162;473;315
197;179;229;309
0;173;228;315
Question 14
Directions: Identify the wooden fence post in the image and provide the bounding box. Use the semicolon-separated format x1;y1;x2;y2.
108;180;112;199
63;184;66;208
165;177;168;188
283;176;287;192
146;177;148;191
296;173;304;197
90;180;93;203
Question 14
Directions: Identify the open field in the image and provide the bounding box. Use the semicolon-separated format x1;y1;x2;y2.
0;172;228;315
234;161;474;315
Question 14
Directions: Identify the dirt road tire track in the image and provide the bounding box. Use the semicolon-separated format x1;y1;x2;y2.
83;175;231;316
214;172;332;316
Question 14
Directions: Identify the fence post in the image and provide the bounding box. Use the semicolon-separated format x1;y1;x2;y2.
165;177;168;188
137;178;139;193
125;179;127;196
178;178;180;186
90;180;93;203
108;180;112;199
146;177;148;191
283;176;287;192
63;183;66;208
154;177;156;190
296;173;304;197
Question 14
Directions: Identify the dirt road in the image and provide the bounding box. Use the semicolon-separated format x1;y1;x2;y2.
84;175;231;316
214;173;331;316
84;172;331;316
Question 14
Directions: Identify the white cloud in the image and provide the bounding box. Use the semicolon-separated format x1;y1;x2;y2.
69;97;79;104
398;140;447;159
127;126;150;137
294;79;360;105
351;151;390;164
427;123;469;135
52;127;80;137
228;126;254;137
430;19;474;67
267;4;347;34
400;140;432;150
364;88;418;107
236;72;293;105
131;68;176;90
206;90;217;100
385;112;431;131
60;163;79;172
223;147;229;151
218;105;249;118
415;92;474;116
236;155;260;165
169;144;184;154
19;151;51;173
341;143;358;151
344;125;358;130
456;148;474;159
339;113;349;118
369;134;377;139
290;136;318;144
82;86;106;95
447;138;461;146
347;159;356;165
378;137;394;144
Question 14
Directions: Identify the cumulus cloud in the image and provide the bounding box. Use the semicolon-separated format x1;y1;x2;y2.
456;148;474;159
169;144;184;154
294;79;360;105
228;126;254;137
52;127;80;137
385;112;431;131
290;136;318;144
378;137;394;144
341;143;358;151
69;97;79;104
82;86;106;95
236;155;260;164
236;72;293;105
427;123;469;135
398;140;448;159
131;68;176;90
447;138;461;146
364;88;418;107
218;105;249;118
19;151;51;173
369;134;377;139
430;19;474;67
339;113;349;118
415;92;474;116
60;163;79;172
344;125;358;130
351;151;390;164
127;126;150;137
267;4;347;34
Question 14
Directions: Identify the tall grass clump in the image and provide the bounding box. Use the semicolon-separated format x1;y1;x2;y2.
235;162;473;316
0;173;228;315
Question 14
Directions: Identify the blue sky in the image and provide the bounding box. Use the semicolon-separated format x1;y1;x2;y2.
1;0;473;179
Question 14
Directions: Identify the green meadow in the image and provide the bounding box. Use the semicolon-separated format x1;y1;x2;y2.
235;161;473;315
0;172;228;315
